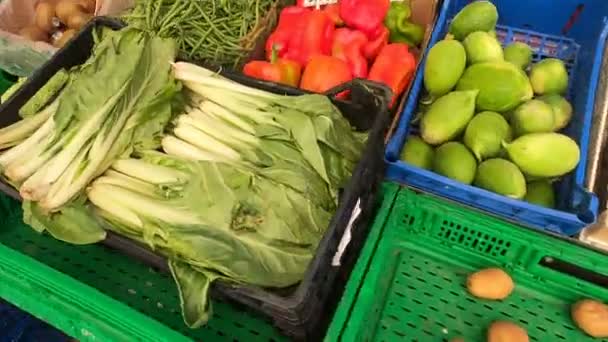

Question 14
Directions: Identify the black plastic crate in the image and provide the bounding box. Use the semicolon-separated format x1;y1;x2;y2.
0;17;391;340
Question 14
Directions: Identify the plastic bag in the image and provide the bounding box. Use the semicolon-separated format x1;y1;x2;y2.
0;0;133;77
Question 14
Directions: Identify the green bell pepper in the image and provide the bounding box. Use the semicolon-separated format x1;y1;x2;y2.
384;1;425;46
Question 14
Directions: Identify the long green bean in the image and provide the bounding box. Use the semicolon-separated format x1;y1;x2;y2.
125;0;278;67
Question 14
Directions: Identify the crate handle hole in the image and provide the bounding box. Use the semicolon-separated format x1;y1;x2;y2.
577;210;595;224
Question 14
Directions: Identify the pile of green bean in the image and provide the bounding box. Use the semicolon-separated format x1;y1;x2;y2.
125;0;278;67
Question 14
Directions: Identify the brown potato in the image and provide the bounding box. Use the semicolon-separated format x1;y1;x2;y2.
467;267;514;300
55;0;86;24
67;12;92;30
78;0;96;13
53;29;77;48
34;2;56;33
487;321;529;342
19;26;49;42
571;299;608;338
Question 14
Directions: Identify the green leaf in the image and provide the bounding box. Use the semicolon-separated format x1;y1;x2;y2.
23;200;106;244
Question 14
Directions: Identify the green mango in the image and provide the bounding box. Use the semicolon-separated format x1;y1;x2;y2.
511;99;555;136
424;39;467;96
464;111;512;161
433;142;477;184
504;42;533;69
474;158;527;199
464;31;504;64
456;61;533;112
400;136;434;170
524;180;556;208
504;133;580;177
530;58;569;95
421;90;478;145
449;1;499;40
538;94;573;130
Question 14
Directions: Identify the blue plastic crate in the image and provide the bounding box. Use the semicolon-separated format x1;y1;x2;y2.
0;299;69;342
385;0;608;235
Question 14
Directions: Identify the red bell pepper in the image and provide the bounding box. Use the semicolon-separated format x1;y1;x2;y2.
363;25;389;60
265;6;309;61
301;55;353;94
332;28;369;78
284;10;335;66
323;4;344;25
339;0;390;38
368;43;416;107
243;47;302;87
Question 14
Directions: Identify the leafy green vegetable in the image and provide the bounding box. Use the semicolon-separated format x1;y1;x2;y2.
0;28;179;215
0;28;179;245
88;153;329;325
83;63;366;327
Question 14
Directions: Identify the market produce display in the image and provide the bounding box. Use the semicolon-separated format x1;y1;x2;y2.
0;24;368;328
242;0;421;106
22;0;96;47
125;0;278;67
400;1;580;209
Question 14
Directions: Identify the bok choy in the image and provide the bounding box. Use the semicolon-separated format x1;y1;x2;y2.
84;62;367;327
0;28;179;243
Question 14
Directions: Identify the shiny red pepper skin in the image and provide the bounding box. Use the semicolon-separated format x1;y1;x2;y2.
301;55;353;94
332;28;369;78
265;6;309;61
323;4;344;25
363;25;389;60
368;43;416;107
284;10;335;66
339;0;390;38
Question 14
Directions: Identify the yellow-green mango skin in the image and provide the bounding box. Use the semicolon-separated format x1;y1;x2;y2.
524;180;556;208
449;1;498;41
433;142;477;184
421;90;478;145
538;94;573;130
464;31;504;64
400;136;434;170
511;99;555;136
474;158;526;199
456;61;533;112
464;111;512;161
424;40;467;96
504;133;580;177
504;42;533;69
530;58;569;95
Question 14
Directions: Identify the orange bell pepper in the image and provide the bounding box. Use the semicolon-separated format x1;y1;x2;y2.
300;55;353;94
368;43;416;107
243;47;302;87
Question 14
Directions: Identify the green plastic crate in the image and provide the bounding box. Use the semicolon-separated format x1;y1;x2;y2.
0;194;287;341
327;183;608;342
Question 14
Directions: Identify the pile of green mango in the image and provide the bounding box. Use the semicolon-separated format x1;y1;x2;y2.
400;1;580;209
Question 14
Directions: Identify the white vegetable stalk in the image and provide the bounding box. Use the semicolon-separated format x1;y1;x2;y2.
172;62;279;100
31;83;129;195
111;159;188;185
161;136;223;162
88;181;202;226
0;115;55;169
0;100;58;148
173;122;241;162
